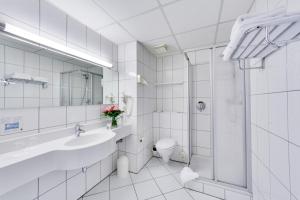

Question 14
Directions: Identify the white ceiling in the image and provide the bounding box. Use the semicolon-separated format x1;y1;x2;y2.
47;0;254;55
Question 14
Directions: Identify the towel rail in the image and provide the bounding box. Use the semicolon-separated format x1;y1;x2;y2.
238;59;265;71
225;14;300;71
233;24;300;70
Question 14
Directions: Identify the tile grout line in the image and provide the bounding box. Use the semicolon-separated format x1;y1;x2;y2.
213;0;225;45
91;0;137;42
285;45;293;200
108;172;111;200
128;170;139;200
155;0;183;53
252;123;300;149
252;152;292;195
83;158;227;200
148;158;191;199
146;163;168;200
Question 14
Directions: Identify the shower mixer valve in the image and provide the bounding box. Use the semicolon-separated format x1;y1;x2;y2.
197;101;206;112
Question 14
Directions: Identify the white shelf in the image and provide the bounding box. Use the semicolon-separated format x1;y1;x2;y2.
231;22;300;61
223;10;300;66
155;82;184;86
1;73;48;88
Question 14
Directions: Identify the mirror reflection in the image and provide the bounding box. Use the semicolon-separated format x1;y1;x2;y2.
0;33;118;109
60;69;103;106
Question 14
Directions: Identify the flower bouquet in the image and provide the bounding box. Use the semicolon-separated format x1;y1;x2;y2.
103;105;124;128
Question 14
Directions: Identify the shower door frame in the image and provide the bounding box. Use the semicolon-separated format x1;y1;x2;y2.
185;45;252;192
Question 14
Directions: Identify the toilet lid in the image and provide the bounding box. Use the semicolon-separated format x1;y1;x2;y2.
156;138;176;149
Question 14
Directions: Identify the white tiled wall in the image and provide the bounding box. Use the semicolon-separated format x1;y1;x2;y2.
153;111;188;162
153;50;212;162
250;1;300;200
0;0;118;109
0;104;102;137
102;68;119;104
0;104;118;200
156;54;187;113
0;0;116;64
0;44;105;108
0;1;119;199
0;153;117;200
187;49;213;158
60;66;105;106
154;53;189;163
118;42;156;172
185;177;252;200
135;42;156;171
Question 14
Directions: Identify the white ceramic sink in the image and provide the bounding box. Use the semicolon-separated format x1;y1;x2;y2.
0;124;133;196
0;127;116;196
65;130;114;147
65;134;99;146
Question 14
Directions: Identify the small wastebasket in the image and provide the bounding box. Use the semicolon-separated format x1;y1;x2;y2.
117;155;129;178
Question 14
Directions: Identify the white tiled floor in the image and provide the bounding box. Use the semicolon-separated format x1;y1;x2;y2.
80;158;219;200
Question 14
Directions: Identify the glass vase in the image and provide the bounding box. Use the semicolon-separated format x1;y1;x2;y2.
111;116;118;128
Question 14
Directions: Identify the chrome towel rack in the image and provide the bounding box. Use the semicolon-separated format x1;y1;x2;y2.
224;13;300;70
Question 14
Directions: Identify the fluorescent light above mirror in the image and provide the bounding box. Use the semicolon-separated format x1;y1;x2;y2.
0;22;113;68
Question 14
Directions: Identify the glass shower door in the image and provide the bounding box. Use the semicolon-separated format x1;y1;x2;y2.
213;47;247;187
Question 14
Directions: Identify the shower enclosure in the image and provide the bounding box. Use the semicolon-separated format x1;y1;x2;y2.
187;46;250;189
60;69;103;106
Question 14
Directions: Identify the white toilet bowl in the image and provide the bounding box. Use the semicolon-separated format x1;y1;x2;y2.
156;138;176;163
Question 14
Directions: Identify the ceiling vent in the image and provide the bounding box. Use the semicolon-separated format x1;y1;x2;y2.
154;44;168;54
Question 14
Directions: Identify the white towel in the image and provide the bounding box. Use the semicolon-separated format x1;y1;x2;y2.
230;7;286;41
180;167;199;184
223;7;294;61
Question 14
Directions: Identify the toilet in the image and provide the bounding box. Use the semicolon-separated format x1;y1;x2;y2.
156;138;176;163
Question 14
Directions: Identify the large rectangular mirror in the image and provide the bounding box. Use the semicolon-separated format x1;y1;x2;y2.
0;33;118;109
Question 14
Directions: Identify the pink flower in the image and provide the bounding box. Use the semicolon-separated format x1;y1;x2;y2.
104;105;120;113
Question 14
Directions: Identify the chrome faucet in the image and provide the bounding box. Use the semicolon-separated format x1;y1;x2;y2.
74;123;85;137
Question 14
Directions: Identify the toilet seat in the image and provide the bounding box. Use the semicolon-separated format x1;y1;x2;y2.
156;138;176;150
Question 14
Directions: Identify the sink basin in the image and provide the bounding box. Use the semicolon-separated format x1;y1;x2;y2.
0;125;134;196
0;127;116;196
65;134;106;147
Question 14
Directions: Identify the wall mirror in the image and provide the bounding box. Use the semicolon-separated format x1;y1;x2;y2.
0;32;119;109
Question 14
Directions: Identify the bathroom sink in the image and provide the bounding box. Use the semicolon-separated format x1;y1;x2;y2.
65;134;100;146
65;131;114;147
0;125;134;196
0;127;116;196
